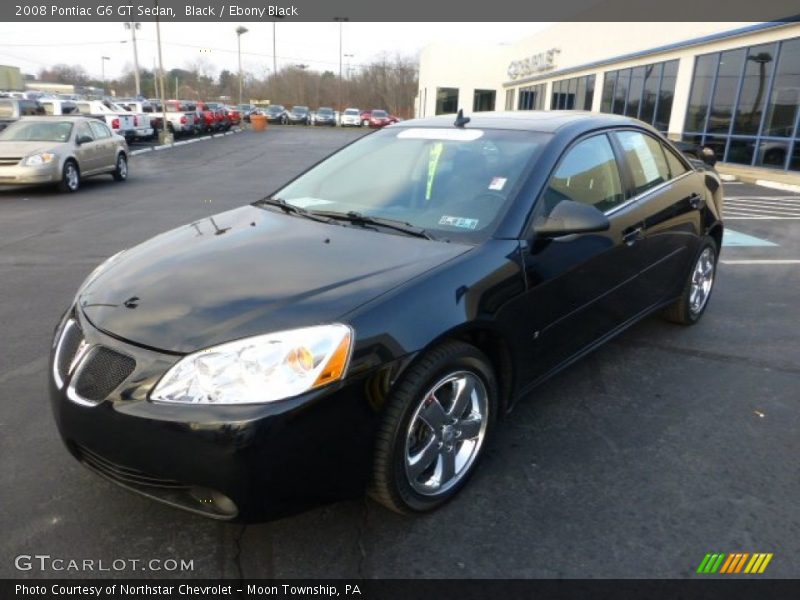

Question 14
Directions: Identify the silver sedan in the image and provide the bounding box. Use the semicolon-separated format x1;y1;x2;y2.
0;116;129;193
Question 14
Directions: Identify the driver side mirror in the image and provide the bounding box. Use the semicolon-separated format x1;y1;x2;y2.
76;135;92;145
699;146;717;167
534;200;610;238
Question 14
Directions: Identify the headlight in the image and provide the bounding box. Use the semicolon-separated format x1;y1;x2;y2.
24;152;56;166
150;324;353;405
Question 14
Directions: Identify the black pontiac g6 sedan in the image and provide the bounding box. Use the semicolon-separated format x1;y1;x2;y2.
50;111;723;520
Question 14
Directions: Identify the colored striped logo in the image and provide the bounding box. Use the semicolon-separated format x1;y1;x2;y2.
696;553;773;574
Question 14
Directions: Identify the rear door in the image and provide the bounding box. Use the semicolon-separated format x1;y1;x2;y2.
611;129;704;305
88;121;116;170
521;132;654;382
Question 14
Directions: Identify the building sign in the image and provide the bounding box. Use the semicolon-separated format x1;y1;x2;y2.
507;48;561;80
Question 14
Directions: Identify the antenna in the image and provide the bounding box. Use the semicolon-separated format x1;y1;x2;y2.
454;109;470;128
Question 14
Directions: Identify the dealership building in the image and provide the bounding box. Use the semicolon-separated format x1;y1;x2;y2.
417;22;800;171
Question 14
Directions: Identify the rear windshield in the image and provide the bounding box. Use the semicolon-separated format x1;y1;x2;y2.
0;120;73;142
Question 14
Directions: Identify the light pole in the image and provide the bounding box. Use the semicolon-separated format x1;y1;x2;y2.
124;21;142;97
100;56;110;91
154;0;170;144
272;22;277;75
334;17;348;110
236;26;248;105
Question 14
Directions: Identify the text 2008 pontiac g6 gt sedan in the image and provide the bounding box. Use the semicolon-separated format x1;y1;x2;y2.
50;111;723;520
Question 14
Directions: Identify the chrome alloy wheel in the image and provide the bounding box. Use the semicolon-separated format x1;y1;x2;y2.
689;247;715;314
65;163;79;191
117;156;128;179
404;371;489;496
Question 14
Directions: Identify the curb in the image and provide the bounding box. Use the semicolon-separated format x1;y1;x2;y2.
130;128;243;156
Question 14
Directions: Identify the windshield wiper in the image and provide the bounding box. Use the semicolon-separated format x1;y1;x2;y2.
253;197;332;223
310;210;434;240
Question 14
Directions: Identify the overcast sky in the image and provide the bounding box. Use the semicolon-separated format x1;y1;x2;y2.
0;22;550;79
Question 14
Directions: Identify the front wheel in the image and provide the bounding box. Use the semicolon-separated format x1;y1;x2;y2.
662;236;718;325
112;153;128;182
369;341;497;514
58;160;80;193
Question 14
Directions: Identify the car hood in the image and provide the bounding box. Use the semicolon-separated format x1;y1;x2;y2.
0;141;63;157
78;205;471;354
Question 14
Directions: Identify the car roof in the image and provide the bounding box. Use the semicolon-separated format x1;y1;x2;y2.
394;110;648;134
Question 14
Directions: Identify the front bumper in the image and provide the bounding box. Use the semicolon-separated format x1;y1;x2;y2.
49;309;387;521
0;161;60;185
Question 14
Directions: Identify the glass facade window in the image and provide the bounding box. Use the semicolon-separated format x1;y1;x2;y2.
435;87;459;115
601;59;679;131
550;74;595;110
518;83;545;110
473;89;496;112
684;36;800;171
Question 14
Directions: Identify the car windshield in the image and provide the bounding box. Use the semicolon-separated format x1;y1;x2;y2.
0;100;14;117
344;109;359;115
372;110;388;117
293;107;309;114
271;127;549;242
0;120;73;142
318;108;333;115
267;106;283;113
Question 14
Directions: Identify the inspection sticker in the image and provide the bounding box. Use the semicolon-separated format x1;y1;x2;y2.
488;177;507;191
439;215;479;229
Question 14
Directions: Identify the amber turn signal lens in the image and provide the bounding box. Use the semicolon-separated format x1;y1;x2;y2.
313;331;352;387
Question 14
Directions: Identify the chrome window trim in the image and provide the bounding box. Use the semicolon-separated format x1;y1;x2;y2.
604;170;693;217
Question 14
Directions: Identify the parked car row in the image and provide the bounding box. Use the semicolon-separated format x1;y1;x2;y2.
251;104;401;128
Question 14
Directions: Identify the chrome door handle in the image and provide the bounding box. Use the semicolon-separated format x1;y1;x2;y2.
687;193;703;209
623;227;643;246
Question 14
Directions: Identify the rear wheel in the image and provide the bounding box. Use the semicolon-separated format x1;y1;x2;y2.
112;153;128;182
57;160;80;193
369;341;497;514
662;236;718;325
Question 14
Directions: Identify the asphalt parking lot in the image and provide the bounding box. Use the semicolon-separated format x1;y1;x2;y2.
1;127;798;579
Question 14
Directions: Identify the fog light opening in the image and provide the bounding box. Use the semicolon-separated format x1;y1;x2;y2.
189;486;238;517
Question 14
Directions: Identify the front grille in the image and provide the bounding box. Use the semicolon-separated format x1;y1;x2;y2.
0;157;22;166
76;444;189;489
74;346;136;402
56;319;83;384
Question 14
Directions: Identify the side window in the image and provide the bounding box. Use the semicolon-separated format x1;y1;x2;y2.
76;122;95;142
615;130;670;196
663;144;689;179
89;121;111;139
542;134;625;214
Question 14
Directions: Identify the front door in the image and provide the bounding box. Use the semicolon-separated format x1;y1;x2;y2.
519;133;651;384
73;121;99;173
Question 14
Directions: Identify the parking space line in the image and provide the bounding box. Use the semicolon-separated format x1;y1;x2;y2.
722;230;777;247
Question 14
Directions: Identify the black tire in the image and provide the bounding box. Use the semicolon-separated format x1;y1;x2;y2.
662;236;719;325
112;153;128;182
369;340;498;514
57;160;80;193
